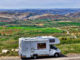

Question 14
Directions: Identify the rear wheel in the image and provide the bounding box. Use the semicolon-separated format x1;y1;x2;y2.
33;55;38;59
54;53;59;57
21;56;26;59
21;54;26;59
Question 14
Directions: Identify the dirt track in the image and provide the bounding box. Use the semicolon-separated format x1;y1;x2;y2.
0;56;80;60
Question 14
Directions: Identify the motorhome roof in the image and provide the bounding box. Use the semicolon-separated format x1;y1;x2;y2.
21;36;55;39
20;36;56;41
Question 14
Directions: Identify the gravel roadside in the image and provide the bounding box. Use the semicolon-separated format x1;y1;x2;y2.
0;56;80;60
0;54;80;60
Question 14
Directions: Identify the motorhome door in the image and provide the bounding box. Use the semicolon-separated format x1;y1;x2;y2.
23;41;31;57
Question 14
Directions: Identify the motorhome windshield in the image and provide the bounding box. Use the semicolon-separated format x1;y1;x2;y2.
50;45;57;50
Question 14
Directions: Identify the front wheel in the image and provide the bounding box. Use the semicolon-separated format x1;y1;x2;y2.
54;53;60;57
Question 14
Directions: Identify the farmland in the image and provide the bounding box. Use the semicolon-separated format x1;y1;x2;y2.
0;26;80;56
1;20;80;27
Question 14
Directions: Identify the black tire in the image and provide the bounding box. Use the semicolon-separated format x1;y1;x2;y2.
54;53;59;57
21;55;26;59
33;55;38;59
21;57;26;59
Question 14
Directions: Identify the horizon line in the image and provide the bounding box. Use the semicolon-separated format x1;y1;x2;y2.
0;8;80;10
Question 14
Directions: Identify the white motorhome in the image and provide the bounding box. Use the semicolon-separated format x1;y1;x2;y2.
19;36;61;59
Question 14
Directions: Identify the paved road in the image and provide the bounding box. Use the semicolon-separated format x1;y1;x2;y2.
0;56;80;60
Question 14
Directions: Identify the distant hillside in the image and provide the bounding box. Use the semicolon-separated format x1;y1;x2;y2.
65;12;80;18
0;9;80;15
0;9;80;27
0;12;37;20
28;14;66;20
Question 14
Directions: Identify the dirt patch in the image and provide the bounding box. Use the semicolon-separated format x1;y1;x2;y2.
67;53;80;57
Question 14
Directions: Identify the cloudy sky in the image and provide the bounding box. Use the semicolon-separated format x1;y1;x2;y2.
0;0;80;9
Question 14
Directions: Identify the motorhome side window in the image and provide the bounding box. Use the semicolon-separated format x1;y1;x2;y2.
49;39;55;42
37;43;46;49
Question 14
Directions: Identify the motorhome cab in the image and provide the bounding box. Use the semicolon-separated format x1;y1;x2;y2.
19;36;61;59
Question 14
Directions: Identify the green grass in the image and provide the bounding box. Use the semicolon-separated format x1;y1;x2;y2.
0;22;8;26
56;38;80;54
0;27;63;33
44;22;80;27
57;44;80;54
58;22;80;26
60;39;80;44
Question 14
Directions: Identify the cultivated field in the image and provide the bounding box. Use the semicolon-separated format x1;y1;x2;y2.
0;26;80;56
